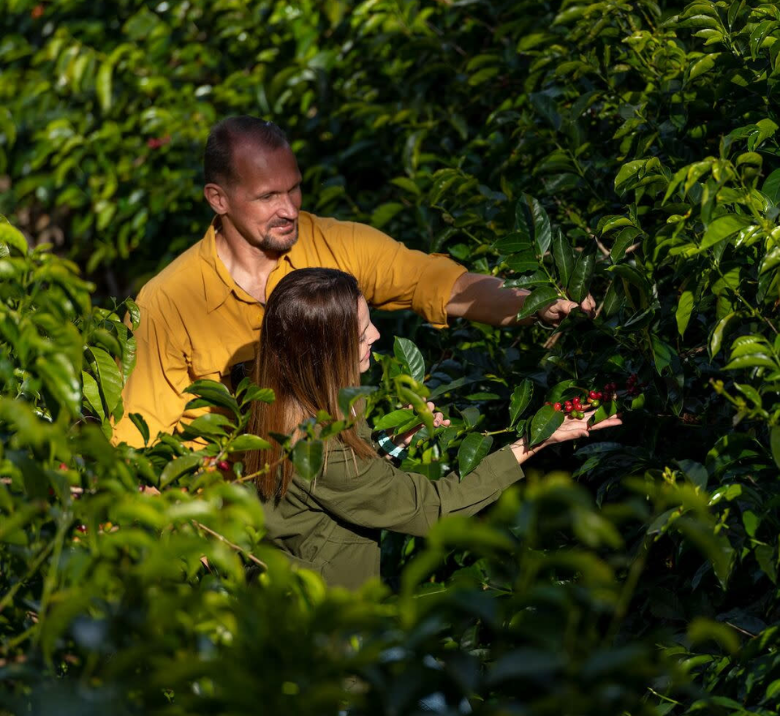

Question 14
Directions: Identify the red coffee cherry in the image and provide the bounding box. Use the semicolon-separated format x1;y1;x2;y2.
553;403;562;412
217;460;230;472
76;525;87;534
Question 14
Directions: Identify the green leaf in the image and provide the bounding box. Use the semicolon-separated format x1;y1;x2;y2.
82;370;106;421
125;298;141;331
184;379;240;417
337;386;377;419
749;19;776;60
771;427;780;470
374;409;415;431
688;617;739;655
546;379;577;403
688;53;718;82
590;399;618;425
0;223;28;256
700;214;752;250
709;312;736;359
504;251;539;273
602;281;623;317
610;227;640;263
509;379;533;426
551;228;575;288
428;376;475;399
516;286;560;321
457;433;493;476
529;405;565;447
183;413;234;438
241;385;275;406
673;517;734;589
37;353;81;417
676;459;708;489
292;438;324;481
567;248;596;303
370;202;404;229
676;291;695;336
724;354;778;370
502;270;550;289
397;386;434;434
651;335;676;375
88;346;124;416
762;168;780;203
394;337;425;383
129;412;150;446
96;60;113;112
160;454;201;488
229;434;272;452
493;231;533;254
614;160;645;195
515;194;552;257
760;247;780;276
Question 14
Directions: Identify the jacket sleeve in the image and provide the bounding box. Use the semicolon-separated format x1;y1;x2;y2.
301;445;524;537
111;301;192;447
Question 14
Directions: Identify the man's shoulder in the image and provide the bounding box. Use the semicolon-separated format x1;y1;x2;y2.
300;211;354;238
300;211;395;246
136;239;207;310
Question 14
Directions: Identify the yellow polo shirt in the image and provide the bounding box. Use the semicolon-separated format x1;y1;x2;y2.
113;211;466;446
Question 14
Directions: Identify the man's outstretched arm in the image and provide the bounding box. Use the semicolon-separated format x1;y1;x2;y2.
445;272;596;327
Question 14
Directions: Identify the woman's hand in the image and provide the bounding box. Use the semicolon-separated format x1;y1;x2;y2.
509;410;622;464
541;410;623;446
393;402;450;448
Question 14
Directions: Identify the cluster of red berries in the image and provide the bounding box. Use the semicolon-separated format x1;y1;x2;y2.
625;373;641;397
545;390;604;419
147;135;171;149
602;382;618;402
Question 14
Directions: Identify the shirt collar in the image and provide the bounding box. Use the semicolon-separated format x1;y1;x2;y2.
200;217;303;313
200;221;234;314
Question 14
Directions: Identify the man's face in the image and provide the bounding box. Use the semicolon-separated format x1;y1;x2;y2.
222;143;303;252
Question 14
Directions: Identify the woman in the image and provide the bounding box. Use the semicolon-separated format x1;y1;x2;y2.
246;268;621;590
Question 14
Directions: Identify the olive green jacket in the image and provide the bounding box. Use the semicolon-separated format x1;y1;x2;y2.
261;424;524;590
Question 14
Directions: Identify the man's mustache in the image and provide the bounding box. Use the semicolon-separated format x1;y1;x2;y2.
268;219;296;229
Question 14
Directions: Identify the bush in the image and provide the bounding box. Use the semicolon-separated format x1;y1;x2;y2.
1;0;780;713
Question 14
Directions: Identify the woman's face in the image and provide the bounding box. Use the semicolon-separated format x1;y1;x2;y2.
357;297;380;373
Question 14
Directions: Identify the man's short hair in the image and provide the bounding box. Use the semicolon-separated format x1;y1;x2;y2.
204;116;288;186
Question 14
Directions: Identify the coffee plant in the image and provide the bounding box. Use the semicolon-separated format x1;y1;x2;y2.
2;0;780;713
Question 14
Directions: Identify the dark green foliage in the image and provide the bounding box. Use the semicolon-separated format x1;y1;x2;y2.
2;0;780;714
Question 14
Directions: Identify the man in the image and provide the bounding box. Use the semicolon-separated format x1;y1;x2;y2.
113;116;593;446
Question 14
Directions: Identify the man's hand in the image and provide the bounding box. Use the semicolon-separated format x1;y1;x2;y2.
537;295;596;326
446;272;596;327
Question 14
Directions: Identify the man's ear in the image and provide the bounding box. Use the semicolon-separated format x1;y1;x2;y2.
204;183;229;215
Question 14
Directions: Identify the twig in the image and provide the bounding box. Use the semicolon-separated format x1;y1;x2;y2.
726;621;756;638
192;520;267;571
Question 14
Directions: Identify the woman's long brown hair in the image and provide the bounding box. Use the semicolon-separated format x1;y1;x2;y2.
245;268;376;500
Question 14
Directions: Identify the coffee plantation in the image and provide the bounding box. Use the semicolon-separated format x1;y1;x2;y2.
1;0;779;713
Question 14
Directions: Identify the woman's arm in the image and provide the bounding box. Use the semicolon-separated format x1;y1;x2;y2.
304;410;622;537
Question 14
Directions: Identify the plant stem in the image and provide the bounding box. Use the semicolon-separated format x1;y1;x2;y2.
192;520;267;571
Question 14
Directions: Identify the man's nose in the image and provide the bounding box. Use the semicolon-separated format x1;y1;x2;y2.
278;193;299;219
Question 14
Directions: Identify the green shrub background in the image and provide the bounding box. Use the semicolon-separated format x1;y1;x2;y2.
1;0;780;713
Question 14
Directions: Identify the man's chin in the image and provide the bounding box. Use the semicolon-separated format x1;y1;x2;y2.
261;229;298;253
